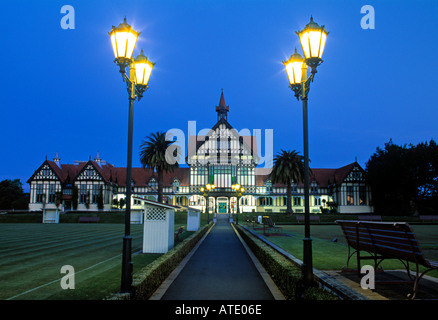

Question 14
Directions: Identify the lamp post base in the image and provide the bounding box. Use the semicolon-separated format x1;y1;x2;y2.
302;237;313;285
120;235;133;294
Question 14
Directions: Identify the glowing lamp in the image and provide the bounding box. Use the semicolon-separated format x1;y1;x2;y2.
133;49;155;86
109;17;140;64
283;48;305;85
297;16;328;67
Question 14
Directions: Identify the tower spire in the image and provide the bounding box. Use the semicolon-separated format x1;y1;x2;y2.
216;89;229;121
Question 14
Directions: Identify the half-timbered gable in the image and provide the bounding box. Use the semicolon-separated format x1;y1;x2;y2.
28;160;63;210
329;162;373;213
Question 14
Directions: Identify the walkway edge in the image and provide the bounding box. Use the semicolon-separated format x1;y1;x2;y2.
231;223;286;300
240;225;371;300
148;223;216;300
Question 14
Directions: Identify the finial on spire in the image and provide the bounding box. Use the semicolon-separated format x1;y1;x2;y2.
216;89;229;121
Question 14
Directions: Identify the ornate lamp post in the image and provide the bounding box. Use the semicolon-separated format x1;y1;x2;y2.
109;17;155;294
231;184;245;225
200;184;215;224
283;16;328;286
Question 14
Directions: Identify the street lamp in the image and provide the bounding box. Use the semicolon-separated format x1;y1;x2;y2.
231;184;245;225
200;184;215;224
283;16;328;287
109;17;155;294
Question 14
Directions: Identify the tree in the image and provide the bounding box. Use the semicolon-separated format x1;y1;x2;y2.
97;186;104;210
0;179;28;210
365;139;438;215
269;150;305;214
119;197;126;209
72;186;79;210
139;131;181;202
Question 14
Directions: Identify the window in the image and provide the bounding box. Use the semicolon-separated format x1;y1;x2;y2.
48;185;56;203
148;178;158;192
259;197;273;206
265;180;272;193
314;197;321;206
346;186;354;205
92;185;100;203
294;197;302;206
36;184;44;203
80;185;88;203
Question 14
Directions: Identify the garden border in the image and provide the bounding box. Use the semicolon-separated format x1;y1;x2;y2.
108;222;213;300
236;224;369;300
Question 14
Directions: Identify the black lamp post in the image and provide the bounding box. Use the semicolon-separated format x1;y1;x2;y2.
283;16;328;287
109;17;155;294
200;184;215;224
231;184;245;225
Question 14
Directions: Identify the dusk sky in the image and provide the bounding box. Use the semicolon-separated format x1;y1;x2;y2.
1;0;437;192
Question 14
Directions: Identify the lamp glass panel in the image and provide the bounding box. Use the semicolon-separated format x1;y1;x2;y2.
111;30;138;59
318;32;327;58
285;60;303;85
135;61;153;86
300;30;327;59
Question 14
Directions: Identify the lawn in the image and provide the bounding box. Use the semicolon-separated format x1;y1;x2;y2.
246;223;438;278
0;222;193;300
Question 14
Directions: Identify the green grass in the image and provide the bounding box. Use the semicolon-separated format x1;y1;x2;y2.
0;222;194;300
246;224;438;278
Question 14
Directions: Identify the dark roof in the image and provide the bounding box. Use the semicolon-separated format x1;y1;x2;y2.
255;162;361;188
28;160;361;188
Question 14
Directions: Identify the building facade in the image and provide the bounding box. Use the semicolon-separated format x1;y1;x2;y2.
27;93;373;214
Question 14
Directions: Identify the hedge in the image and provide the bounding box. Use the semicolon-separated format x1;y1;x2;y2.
235;225;339;300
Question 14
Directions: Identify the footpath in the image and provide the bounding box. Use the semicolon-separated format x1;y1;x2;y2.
154;215;279;300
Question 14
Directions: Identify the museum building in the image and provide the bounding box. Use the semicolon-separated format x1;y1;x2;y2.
27;92;373;215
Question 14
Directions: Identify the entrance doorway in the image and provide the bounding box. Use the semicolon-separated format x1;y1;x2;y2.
218;201;227;213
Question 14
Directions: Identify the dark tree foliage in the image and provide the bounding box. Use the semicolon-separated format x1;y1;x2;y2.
139;131;181;203
0;179;28;210
365;139;438;215
269;149;305;214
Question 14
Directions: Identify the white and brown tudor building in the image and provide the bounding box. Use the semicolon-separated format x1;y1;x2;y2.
28;92;373;215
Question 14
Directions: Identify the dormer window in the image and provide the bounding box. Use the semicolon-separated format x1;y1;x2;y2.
265;179;272;192
148;178;158;192
173;178;180;192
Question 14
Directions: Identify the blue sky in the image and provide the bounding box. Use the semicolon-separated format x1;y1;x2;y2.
1;0;437;192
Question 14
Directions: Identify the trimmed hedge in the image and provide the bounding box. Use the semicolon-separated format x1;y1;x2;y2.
129;222;212;300
235;225;339;300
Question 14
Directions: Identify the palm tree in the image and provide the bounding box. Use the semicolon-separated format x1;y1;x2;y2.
139;131;180;202
270;149;305;214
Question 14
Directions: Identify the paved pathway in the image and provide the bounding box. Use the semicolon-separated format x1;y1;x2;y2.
158;215;276;300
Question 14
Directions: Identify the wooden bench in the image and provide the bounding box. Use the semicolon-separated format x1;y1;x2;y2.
336;220;438;299
358;215;382;221
296;215;320;223
174;226;184;241
78;217;100;223
262;216;282;234
419;215;438;223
